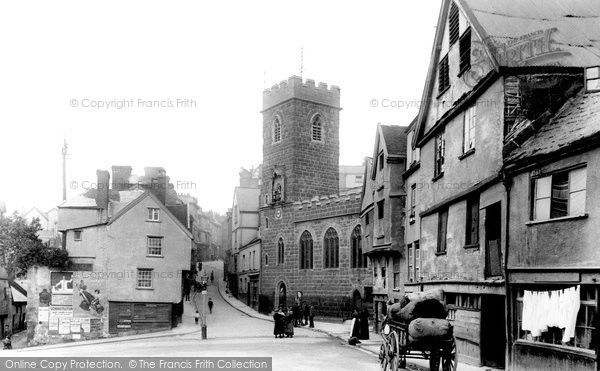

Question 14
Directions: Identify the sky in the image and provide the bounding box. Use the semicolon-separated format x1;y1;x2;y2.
0;0;441;215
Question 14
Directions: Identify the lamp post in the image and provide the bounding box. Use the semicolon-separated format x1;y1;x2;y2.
201;279;208;340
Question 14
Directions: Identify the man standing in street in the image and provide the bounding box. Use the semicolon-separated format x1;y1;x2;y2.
208;298;214;314
309;304;316;328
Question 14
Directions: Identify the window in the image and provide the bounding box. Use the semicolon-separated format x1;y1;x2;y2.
273;116;282;142
438;55;450;94
355;175;363;182
533;167;587;220
381;266;387;289
299;231;313;269
277;238;284;265
311;114;322;141
449;2;460;46
463;104;476;153
586;66;600;92
323;228;339;268
393;258;401;289
351;225;366;268
74;230;82;241
265;254;269;266
434;131;445;177
407;241;421;282
516;286;597;350
147;236;163;256
365;212;370;225
465;196;479;246
147;208;160;221
410;184;416;223
459;28;471;74
437;208;448;253
377;200;385;219
136;269;153;289
242;254;246;271
265;217;269;229
378;152;385;171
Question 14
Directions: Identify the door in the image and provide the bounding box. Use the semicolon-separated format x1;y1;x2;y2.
278;282;287;309
480;295;506;367
352;290;362;310
485;202;502;277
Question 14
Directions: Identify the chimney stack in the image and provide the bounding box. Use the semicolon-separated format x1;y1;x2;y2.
111;166;132;190
95;170;110;211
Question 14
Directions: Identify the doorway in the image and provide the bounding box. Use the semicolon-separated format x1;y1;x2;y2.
485;202;502;277
352;290;362;310
278;282;287;309
480;295;506;367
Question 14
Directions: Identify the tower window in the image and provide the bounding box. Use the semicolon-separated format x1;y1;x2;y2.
299;231;313;269
311;114;322;141
323;228;339;269
273;116;282;143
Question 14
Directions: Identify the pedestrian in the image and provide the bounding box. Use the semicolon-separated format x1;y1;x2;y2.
302;301;309;326
3;325;11;350
359;308;370;340
309;304;316;328
348;309;361;345
184;285;191;302
208;298;214;314
210;271;214;284
195;310;200;325
292;303;301;327
273;306;285;338
284;307;294;338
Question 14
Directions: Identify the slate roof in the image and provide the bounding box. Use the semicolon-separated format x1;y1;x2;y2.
380;125;408;156
505;91;600;163
463;0;600;67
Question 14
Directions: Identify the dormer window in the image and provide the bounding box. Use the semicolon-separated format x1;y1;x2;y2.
586;66;600;92
311;114;322;141
147;208;160;221
273;116;282;143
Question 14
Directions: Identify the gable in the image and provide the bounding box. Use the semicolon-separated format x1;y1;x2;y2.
360;157;374;213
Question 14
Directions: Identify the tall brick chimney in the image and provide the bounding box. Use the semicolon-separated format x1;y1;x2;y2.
111;166;132;190
154;174;169;205
95;170;110;210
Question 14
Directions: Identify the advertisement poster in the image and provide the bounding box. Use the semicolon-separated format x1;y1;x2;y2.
58;318;71;334
50;307;73;318
81;318;91;333
49;318;59;331
70;318;82;333
51;294;73;306
72;272;106;318
38;307;49;322
51;272;74;294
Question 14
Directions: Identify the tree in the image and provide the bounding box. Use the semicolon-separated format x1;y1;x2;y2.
0;212;69;277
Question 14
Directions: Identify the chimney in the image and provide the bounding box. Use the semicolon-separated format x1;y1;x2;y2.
154;174;168;205
111;166;132;190
95;170;110;211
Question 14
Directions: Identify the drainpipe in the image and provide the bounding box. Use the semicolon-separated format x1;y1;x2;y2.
501;170;513;370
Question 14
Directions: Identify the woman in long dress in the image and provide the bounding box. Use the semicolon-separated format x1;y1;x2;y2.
273;306;285;338
284;308;294;338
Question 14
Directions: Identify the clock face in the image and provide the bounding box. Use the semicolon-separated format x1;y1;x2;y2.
275;208;282;219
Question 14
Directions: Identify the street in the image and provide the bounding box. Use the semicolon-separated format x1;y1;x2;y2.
5;265;379;371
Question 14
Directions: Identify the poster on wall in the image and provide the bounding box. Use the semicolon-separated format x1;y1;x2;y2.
51;272;74;294
38;307;49;322
70;318;82;333
72;272;106;318
49;318;59;332
58;318;71;334
50;307;73;318
81;318;91;333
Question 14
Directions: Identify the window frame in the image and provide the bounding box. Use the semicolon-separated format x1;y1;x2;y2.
311;114;323;142
74;230;83;241
299;231;313;270
147;236;164;257
465;195;480;247
136;269;153;289
277;238;285;265
437;208;449;254
434;131;445;178
462;104;476;154
273;116;282;143
378;152;385;171
323;228;340;269
585;66;600;93
438;55;450;95
531;166;587;221
147;208;160;222
350;225;365;269
459;28;472;75
377;200;385;220
410;184;417;223
448;2;460;46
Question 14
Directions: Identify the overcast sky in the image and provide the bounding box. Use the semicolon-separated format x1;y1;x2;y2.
0;0;440;215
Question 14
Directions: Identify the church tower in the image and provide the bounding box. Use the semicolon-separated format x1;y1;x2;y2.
261;76;341;205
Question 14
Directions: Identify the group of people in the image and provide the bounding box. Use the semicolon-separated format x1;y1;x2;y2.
273;302;316;338
184;270;215;302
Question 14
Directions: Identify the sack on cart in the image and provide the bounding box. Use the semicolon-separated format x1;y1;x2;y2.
408;318;451;340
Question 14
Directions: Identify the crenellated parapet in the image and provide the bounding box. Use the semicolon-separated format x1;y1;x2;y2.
262;75;341;111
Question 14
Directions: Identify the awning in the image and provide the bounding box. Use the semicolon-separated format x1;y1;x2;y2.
11;286;27;303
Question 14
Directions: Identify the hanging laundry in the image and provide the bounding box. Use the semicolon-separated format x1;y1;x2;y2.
521;286;580;342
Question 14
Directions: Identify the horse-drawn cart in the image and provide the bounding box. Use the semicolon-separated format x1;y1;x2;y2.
379;319;457;371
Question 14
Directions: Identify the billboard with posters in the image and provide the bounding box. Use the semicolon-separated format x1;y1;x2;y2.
72;272;106;318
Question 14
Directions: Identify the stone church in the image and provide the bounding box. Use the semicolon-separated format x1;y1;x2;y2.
259;76;371;316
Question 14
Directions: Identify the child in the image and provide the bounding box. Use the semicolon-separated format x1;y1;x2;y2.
195;310;200;325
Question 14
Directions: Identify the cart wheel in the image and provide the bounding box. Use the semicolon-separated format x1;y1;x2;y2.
441;337;458;371
379;343;390;371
